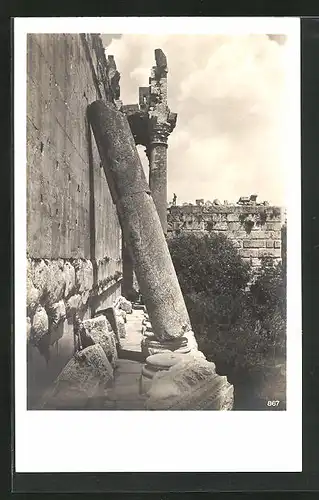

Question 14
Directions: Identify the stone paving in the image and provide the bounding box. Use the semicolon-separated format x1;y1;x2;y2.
102;308;147;410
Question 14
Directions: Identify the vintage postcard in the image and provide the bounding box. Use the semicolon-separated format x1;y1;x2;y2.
14;17;301;473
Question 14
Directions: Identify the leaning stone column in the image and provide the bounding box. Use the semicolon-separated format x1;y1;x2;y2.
88;100;192;342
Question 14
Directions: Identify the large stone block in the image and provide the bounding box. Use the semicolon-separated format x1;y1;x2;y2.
239;249;259;259
31;259;49;297
227;213;240;222
31;304;49;345
145;356;233;410
40;344;114;409
74;259;94;293
82;315;118;367
45;259;66;304
243;240;266;248
115;295;133;314
63;261;76;297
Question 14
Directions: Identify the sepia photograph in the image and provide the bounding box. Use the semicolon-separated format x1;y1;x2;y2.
15;17;301;473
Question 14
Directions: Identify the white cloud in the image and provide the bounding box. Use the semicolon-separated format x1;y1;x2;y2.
104;34;289;206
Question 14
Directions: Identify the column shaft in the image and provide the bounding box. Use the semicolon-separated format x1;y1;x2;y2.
88;100;192;341
149;143;168;235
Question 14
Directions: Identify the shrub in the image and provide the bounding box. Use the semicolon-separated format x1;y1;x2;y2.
168;232;286;408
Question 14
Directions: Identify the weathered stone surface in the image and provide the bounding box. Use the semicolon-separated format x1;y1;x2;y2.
115;307;127;323
27;280;40;317
141;335;192;356
48;300;66;327
45;259;66;304
31;304;49;345
31;259;49;297
65;294;82;317
145;357;233;410
183;330;199;352
82;316;117;367
114;308;126;338
41;345;114;409
74;259;94;293
63;261;76;297
115;295;133;314
88;100;192;342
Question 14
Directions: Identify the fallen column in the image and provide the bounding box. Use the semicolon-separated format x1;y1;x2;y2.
88;100;192;343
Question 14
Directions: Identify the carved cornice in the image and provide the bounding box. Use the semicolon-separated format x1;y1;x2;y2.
149;121;172;146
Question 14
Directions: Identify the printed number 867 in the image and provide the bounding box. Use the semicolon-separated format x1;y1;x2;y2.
267;400;280;407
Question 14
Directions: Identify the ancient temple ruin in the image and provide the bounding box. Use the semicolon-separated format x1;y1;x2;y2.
26;34;233;410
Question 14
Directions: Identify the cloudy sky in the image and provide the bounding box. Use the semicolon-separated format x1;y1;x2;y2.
102;34;289;206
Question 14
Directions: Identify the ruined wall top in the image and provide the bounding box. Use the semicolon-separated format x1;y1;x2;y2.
121;49;177;148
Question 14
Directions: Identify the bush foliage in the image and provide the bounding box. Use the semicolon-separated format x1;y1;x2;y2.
168;232;286;407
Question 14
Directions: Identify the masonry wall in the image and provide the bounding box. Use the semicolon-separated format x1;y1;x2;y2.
167;204;283;268
26;34;122;408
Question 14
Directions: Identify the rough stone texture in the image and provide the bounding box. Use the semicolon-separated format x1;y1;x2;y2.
26;34;123;408
40;345;114;409
63;261;76;297
88;100;192;342
26;280;40;317
82;315;118;367
145;356;233;410
48;300;66;327
114;309;126;338
31;259;49;298
27;34;121;261
115;295;133;314
74;259;94;293
45;259;66;304
31;305;49;345
167;203;284;267
141;335;191;356
65;294;82;317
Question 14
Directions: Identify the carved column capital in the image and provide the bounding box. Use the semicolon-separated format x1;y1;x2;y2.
149;121;172;147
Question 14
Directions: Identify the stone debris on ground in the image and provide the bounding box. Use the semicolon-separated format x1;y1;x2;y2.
40;344;114;410
35;306;233;411
145;355;234;410
82;315;118;367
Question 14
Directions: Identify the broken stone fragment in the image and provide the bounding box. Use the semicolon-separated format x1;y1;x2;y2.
31;304;49;346
115;296;133;314
82;316;118;367
115;307;126;323
63;261;76;297
145;356;233;410
74;259;93;293
48;300;66;327
40;344;114;410
65;294;81;317
113;308;126;338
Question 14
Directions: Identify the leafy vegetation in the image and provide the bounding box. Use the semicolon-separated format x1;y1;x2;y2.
168;231;286;409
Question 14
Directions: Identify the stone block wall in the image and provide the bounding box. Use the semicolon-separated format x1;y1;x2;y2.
26;34;122;408
167;204;284;268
